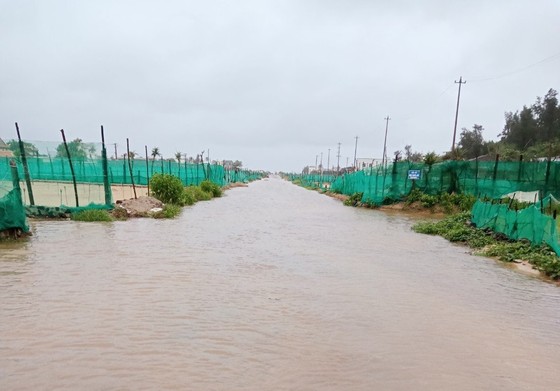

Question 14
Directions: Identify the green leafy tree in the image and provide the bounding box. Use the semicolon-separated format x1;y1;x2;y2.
532;88;560;142
175;152;182;177
457;124;487;159
150;147;160;174
404;144;423;162
7;140;39;158
500;106;537;150
423;151;439;166
56;138;88;159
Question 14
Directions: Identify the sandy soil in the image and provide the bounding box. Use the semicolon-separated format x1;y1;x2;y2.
18;181;148;207
116;196;163;217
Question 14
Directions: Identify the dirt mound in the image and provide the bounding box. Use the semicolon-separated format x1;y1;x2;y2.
116;196;164;217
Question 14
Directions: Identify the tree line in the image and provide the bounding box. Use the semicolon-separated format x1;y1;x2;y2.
400;88;560;164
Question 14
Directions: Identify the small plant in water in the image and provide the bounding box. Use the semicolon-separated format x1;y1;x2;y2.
152;204;182;219
71;209;114;222
343;192;363;207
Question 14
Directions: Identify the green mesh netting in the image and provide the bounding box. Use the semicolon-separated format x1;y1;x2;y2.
286;174;337;189
290;160;560;254
0;165;29;233
0;139;263;212
471;197;560;256
293;159;560;205
0;189;28;232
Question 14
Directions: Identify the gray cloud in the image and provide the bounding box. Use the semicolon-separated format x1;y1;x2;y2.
1;0;559;171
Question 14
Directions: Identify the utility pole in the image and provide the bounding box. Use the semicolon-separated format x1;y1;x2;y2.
315;155;318;171
113;143;118;160
451;76;466;154
382;116;391;169
327;148;331;172
320;152;323;174
336;142;341;172
353;136;359;169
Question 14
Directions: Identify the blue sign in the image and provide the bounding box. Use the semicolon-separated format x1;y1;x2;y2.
408;170;421;180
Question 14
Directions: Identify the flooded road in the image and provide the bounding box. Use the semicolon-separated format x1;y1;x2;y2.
1;177;560;390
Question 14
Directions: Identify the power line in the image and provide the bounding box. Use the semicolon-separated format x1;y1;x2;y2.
470;51;560;83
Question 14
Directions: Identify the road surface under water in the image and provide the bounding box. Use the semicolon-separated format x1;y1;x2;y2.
1;177;560;390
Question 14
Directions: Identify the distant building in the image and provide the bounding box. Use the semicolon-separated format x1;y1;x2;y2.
302;165;319;174
0;138;14;158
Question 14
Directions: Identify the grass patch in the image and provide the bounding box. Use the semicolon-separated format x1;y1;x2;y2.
71;209;114;222
185;185;212;201
413;212;560;280
152;204;182;219
343;192;363;207
201;180;223;197
405;189;476;213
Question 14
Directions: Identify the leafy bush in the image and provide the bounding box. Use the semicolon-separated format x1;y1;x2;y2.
420;193;438;209
404;190;476;213
201;180;222;197
182;190;196;206
343;192;363;207
405;188;423;205
150;174;185;205
152;204;181;219
185;185;212;201
71;209;114;222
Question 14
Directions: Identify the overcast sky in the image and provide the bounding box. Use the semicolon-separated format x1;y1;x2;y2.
1;0;559;172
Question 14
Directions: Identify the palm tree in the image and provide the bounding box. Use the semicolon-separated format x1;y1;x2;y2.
175;152;182;178
150;147;160;174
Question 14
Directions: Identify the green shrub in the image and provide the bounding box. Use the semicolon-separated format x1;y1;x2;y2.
404;190;476;213
185;185;212;201
150;174;185;205
344;192;363;207
420;193;438;209
405;188;423;205
201;180;223;197
71;209;114;222
182;190;196;206
152;204;181;219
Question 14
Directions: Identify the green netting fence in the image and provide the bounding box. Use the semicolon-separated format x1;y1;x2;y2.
290;159;560;254
471;196;560;256
0;162;29;233
1;138;263;214
286;174;337;189
292;159;560;205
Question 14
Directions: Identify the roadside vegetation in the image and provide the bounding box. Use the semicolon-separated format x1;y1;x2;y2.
413;212;560;280
148;174;222;218
67;175;224;221
71;209;114;222
337;186;560;280
340;188;476;214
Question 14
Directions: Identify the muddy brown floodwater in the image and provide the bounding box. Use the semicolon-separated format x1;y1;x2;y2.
1;177;560;390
